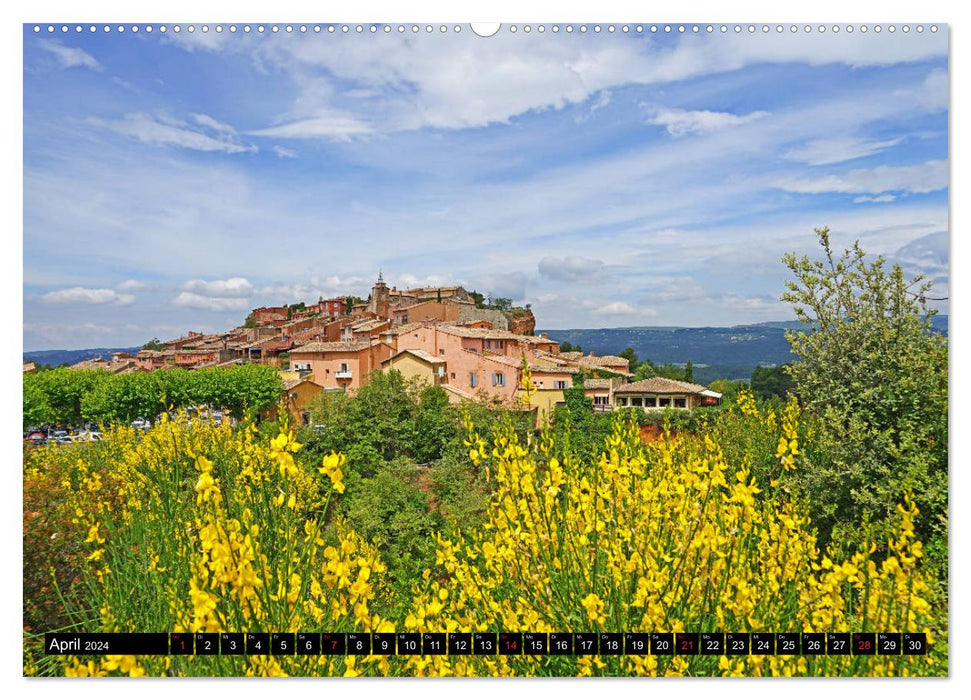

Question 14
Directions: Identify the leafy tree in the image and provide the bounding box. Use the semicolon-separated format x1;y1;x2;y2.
23;376;53;429
469;290;485;308
781;227;947;557
684;360;694;383
619;347;639;373
343;461;440;609
487;297;512;311
141;338;166;351
411;385;458;463
32;368;109;426
708;379;743;404
559;341;582;354
242;313;257;328
750;365;795;401
82;372;164;424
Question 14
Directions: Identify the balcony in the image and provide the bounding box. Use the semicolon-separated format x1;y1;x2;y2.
335;369;353;380
593;404;613;412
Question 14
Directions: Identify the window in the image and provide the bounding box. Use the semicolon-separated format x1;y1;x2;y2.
492;372;505;387
451;372;456;379
619;397;628;406
301;411;311;426
659;397;671;407
554;380;568;390
631;397;643;407
439;348;445;356
339;362;349;372
645;397;657;407
674;397;686;408
470;372;477;388
593;395;609;405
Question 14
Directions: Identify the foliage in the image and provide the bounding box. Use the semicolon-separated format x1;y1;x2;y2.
30;368;110;426
619;347;639;372
709;379;744;404
750;365;795;401
781;228;948;559
23;377;53;428
242;313;257;328
400;401;943;676
559;341;582;354
633;359;695;383
343;461;440;611
485;297;512;311
26;364;284;427
23;397;944;676
141;338;166;351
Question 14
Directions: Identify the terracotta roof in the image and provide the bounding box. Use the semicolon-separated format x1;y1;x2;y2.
528;364;578;374
383;348;446;365
389;321;435;335
438;324;551;344
580;354;629;368
290;340;377;354
558;351;583;361
441;384;475;400
613;377;711;395
583;378;613;390
283;378;322;391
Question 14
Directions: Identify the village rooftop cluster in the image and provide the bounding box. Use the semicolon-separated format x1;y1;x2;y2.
42;274;722;425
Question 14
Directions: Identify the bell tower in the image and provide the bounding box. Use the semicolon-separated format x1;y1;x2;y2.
370;270;390;319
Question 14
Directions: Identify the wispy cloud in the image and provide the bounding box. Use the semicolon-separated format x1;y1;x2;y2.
272;145;298;159
646;107;770;137
115;279;146;291
41;287;134;306
780;160;946;196
89;113;257;154
36;39;101;70
783;136;904;166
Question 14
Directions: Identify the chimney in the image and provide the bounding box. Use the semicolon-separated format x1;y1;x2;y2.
540;333;548;339
588;351;596;357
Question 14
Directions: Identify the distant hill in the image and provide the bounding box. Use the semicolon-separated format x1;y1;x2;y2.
539;316;947;384
23;346;142;368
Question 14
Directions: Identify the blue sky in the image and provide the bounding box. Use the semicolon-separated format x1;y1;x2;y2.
23;25;948;350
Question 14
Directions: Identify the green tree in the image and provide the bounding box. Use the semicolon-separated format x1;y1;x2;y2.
33;367;109;425
619;347;639;373
559;341;582;354
82;372;164;424
781;227;948;557
750;365;795;401
23;376;53;428
469;290;485;308
141;338;166;351
684;360;694;383
487;297;512;311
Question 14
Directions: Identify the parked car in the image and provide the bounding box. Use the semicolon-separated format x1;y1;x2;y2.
76;432;103;442
131;418;152;430
24;430;47;446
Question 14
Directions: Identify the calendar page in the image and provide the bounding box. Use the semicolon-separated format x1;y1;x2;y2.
22;19;948;679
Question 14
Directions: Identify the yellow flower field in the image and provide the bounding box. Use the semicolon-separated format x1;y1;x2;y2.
22;395;946;677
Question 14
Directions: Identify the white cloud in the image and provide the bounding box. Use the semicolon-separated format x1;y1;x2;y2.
40;287;134;305
90;113;257;154
853;194;898;204
249;111;373;141
115;279;145;291
172;292;250;311
537;256;606;281
272;145;298;158
599;301;640;315
783;137;904;166
191;113;237;134
167;30;944;138
36;40;101;70
780;160;946;196
646;107;770;137
183;277;254;298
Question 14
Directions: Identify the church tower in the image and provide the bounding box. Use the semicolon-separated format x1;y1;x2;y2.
370;270;390;319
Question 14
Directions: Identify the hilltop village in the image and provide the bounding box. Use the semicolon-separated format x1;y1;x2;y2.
60;274;721;424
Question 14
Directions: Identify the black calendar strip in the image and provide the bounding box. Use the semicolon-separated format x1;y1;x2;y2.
45;632;927;656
